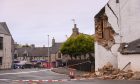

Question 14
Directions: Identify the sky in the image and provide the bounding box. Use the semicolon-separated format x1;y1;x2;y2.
0;0;109;47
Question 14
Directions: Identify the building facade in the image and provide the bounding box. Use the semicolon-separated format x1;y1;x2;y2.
14;45;49;63
95;0;140;71
0;22;13;69
14;39;63;67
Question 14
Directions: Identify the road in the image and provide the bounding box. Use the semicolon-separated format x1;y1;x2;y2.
0;69;140;84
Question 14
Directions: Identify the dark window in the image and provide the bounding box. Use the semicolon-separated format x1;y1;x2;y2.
58;53;61;58
14;54;18;59
0;57;2;65
116;0;119;3
0;37;3;50
23;53;27;56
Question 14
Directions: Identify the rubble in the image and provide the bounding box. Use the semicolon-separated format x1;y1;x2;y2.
130;72;140;80
82;62;136;80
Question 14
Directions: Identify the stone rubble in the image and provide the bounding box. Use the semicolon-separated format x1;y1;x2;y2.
81;63;140;80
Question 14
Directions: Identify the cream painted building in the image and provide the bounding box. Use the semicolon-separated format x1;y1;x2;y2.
0;22;13;69
95;0;140;71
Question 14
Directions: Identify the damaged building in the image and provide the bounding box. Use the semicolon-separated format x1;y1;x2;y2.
95;0;140;71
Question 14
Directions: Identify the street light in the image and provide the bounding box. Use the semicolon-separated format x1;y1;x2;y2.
47;35;51;68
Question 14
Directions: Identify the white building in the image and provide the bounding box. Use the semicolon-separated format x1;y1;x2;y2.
0;22;13;69
95;0;140;71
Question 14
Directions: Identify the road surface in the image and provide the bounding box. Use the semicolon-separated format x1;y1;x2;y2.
0;69;139;84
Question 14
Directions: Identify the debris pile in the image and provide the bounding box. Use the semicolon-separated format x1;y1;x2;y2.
130;72;140;80
81;62;140;80
82;73;97;78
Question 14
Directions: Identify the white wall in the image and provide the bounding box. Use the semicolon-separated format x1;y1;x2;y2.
118;53;140;71
95;42;118;71
118;0;140;71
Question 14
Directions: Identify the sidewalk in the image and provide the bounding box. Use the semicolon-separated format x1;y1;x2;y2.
51;67;87;77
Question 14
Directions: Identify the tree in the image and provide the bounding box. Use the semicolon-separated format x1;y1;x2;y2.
60;34;95;60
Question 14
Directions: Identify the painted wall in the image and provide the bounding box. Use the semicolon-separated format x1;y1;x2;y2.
118;53;140;71
95;42;118;71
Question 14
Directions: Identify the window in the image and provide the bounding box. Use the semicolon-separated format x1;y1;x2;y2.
58;53;61;58
0;57;2;65
14;54;18;59
116;0;119;3
0;37;3;50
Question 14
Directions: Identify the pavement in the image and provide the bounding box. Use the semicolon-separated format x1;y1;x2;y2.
51;67;86;77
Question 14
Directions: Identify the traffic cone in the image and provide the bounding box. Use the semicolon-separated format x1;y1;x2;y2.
69;69;75;79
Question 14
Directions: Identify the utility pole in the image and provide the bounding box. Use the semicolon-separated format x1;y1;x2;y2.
47;35;50;68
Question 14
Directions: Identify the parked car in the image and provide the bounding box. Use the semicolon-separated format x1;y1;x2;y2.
22;63;33;68
13;61;32;69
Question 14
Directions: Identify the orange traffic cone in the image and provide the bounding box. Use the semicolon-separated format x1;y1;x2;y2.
69;69;75;79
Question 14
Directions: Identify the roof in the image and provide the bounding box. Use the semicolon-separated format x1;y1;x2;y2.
16;47;50;57
51;43;63;54
94;7;105;18
15;43;63;56
0;22;11;35
119;39;140;54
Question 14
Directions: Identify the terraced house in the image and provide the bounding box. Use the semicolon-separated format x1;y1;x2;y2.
14;38;63;67
0;22;14;69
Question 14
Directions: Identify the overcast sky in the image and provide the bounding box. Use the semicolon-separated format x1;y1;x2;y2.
0;0;108;47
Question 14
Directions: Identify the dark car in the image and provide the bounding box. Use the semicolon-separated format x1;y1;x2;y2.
22;63;33;68
13;61;32;69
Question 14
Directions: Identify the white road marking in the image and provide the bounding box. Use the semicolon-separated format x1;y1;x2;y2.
0;69;50;75
0;79;11;81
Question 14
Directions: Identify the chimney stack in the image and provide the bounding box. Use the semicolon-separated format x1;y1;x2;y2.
52;37;55;46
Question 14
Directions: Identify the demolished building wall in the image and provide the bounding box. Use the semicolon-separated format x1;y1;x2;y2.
95;0;140;71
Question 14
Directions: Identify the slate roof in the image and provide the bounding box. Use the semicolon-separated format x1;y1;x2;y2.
16;47;50;57
15;43;63;57
119;39;140;54
51;43;63;54
0;22;11;35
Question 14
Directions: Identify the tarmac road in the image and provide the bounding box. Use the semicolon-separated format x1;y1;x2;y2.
0;69;140;84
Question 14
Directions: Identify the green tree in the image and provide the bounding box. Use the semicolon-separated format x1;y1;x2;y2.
60;34;95;61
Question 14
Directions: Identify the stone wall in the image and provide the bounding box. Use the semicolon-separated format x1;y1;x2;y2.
0;34;12;69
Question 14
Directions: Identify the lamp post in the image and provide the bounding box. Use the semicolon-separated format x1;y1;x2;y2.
47;35;50;68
